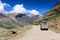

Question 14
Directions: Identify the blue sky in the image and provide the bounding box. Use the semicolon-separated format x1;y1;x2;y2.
0;0;58;16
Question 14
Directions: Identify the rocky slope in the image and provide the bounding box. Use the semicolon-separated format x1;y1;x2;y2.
34;1;60;33
43;1;60;33
0;13;24;29
15;13;40;25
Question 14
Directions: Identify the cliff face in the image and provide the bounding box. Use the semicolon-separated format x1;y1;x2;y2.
34;1;60;33
44;1;60;33
44;1;60;22
44;1;60;19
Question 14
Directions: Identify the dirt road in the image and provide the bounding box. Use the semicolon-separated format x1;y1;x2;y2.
10;25;60;40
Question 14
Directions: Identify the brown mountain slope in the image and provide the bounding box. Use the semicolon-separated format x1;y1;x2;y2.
34;1;60;33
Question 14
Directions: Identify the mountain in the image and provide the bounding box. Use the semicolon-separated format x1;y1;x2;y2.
15;14;26;18
44;1;60;19
0;12;40;29
44;1;60;33
15;13;40;25
0;13;7;18
0;13;24;29
34;1;60;33
34;0;60;23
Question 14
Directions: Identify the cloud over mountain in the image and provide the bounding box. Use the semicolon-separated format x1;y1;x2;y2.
10;4;40;16
10;4;27;14
28;10;40;15
0;0;40;16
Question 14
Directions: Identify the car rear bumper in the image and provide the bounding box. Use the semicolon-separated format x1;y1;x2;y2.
40;28;48;30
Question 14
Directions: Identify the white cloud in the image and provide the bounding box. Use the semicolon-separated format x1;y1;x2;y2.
0;1;40;16
28;10;40;16
0;1;10;13
10;4;27;14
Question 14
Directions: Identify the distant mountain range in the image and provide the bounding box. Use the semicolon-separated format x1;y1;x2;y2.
15;13;40;24
0;13;40;29
0;13;24;29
